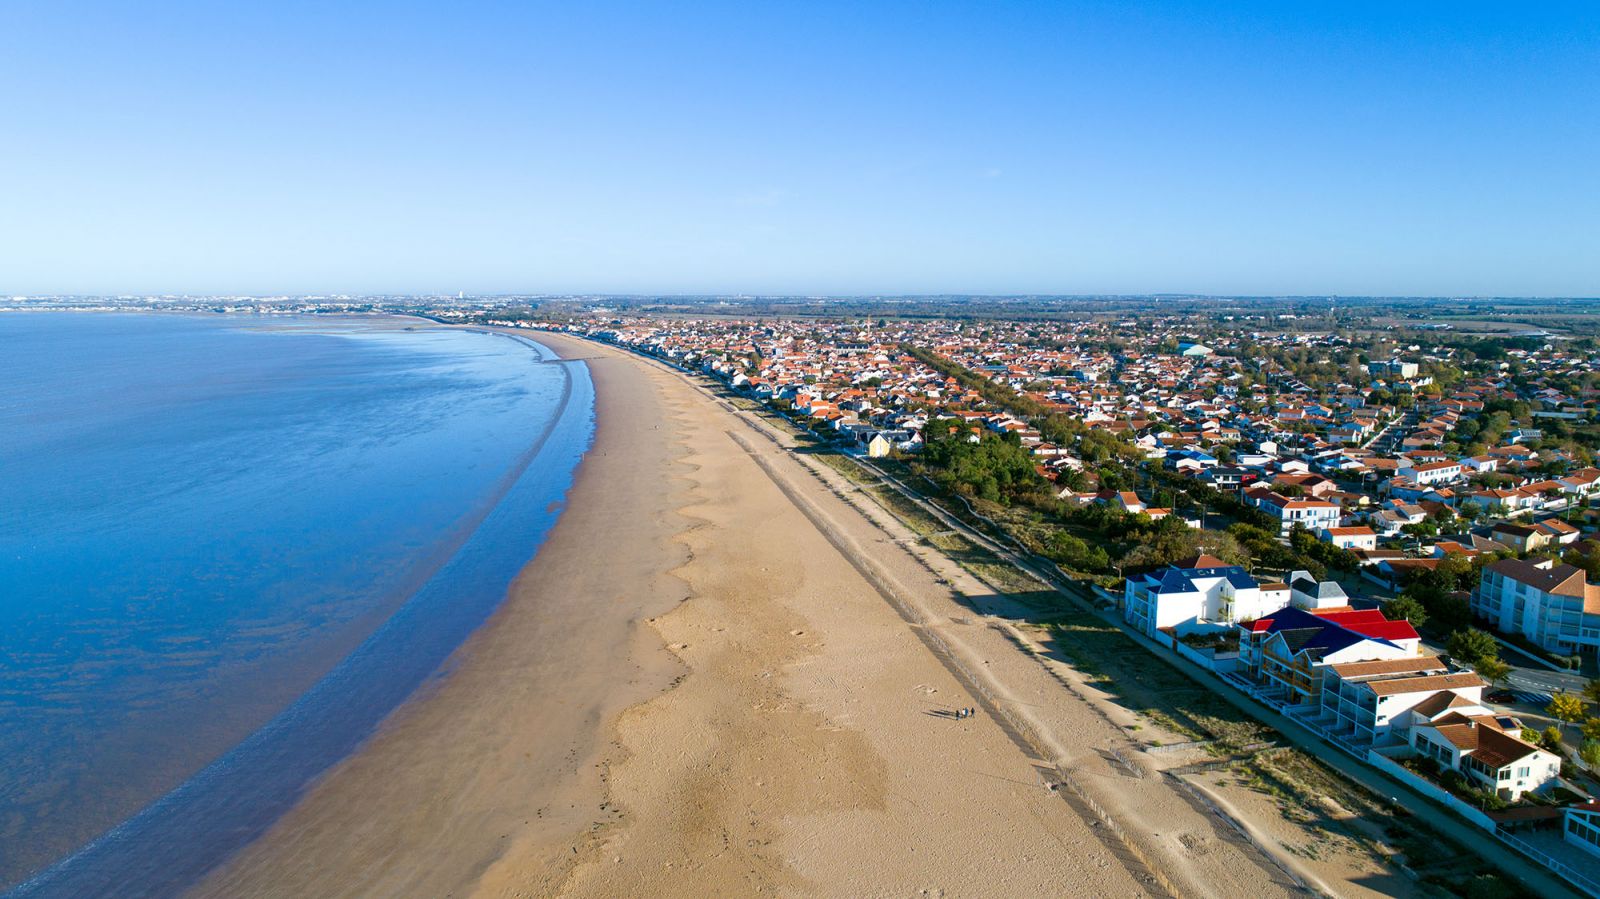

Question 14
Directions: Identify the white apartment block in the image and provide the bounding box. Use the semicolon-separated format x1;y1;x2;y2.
1474;558;1600;654
1319;656;1486;747
1398;459;1463;485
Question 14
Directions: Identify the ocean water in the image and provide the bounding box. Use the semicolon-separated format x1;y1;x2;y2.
0;313;593;896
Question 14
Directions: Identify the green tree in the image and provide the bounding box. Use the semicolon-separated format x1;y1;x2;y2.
1549;693;1587;736
1581;740;1600;770
1446;628;1499;668
1045;532;1111;573
1385;595;1428;629
1582;717;1600;743
1539;725;1565;754
1583;678;1600;708
1475;656;1511;690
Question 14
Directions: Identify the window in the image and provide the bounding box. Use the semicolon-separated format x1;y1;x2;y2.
1517;766;1530;779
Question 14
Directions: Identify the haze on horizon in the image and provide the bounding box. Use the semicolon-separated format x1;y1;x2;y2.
1;1;1596;298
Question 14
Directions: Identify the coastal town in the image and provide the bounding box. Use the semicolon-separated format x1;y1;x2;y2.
452;298;1600;896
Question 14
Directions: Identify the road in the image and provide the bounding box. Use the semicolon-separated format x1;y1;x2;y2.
1359;413;1404;451
1499;644;1588;697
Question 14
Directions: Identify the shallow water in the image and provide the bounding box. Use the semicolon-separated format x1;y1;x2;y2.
0;313;592;895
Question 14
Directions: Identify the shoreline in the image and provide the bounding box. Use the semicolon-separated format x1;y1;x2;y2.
6;317;595;897
188;330;694;896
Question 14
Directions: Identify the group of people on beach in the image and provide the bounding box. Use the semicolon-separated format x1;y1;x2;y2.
954;707;975;719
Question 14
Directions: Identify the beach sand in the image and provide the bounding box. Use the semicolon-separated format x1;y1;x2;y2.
193;333;1403;898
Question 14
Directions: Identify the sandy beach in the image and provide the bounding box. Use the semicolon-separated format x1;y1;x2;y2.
193;332;1423;898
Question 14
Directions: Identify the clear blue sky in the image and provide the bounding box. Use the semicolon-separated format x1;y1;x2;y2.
2;2;1596;296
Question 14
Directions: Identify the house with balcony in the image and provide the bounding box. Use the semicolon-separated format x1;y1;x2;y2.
1318;655;1487;747
1122;555;1285;638
1245;485;1343;537
1239;606;1421;707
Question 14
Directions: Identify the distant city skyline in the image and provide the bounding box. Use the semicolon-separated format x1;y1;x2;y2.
2;2;1596;296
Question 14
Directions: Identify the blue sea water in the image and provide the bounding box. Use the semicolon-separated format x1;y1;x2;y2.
0;312;593;896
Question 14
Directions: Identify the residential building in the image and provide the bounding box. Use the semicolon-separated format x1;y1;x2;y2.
1319;656;1486;747
1122;555;1286;637
1288;570;1350;610
1368;360;1420;380
1474;558;1600;654
1245;485;1343;537
1239;606;1421;706
1491;522;1550;555
1412;713;1562;801
1321;525;1377;551
1398;459;1463;486
1565;802;1600;858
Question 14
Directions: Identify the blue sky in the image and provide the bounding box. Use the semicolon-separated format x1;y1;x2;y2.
1;1;1596;296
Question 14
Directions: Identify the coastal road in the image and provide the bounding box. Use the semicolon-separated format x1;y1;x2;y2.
1500;651;1587;699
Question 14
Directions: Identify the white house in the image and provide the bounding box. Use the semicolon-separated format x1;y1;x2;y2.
1246;486;1342;537
1411;713;1562;801
1368;360;1420;380
1321;526;1378;551
1565;802;1600;858
1319;656;1485;747
1398;459;1463;486
1288;570;1350;610
1123;555;1285;637
1561;467;1600;500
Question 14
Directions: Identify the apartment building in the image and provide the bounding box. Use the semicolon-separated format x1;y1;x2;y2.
1239;606;1421;706
1474;558;1600;654
1122;555;1287;637
1318;656;1486;747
